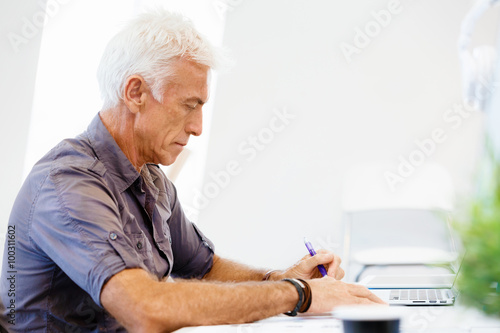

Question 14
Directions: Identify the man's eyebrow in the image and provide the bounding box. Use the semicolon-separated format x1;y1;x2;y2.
185;97;207;105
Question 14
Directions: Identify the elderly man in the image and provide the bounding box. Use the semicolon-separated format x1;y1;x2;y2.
0;9;384;333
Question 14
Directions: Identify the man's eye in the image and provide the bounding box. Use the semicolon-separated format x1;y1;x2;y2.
186;104;197;110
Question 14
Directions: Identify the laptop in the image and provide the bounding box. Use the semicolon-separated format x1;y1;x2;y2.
361;254;464;306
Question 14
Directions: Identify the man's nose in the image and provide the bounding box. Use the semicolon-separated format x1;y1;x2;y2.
186;108;202;136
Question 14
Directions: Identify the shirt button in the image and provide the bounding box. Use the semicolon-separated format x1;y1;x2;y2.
137;242;143;250
109;232;117;240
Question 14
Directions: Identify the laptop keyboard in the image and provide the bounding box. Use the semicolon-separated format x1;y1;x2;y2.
389;289;453;303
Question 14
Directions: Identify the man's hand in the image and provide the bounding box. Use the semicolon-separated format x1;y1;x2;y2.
307;277;387;312
277;249;345;280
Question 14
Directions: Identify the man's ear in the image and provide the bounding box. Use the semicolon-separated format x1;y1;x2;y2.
123;75;148;114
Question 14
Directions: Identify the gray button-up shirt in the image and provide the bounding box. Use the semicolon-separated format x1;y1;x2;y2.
0;114;214;332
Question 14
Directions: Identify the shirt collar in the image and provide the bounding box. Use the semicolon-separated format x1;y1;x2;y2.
86;113;140;193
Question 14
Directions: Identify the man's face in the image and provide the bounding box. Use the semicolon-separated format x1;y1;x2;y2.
136;59;209;166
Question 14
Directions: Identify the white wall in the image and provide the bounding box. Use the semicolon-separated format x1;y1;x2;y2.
197;0;499;270
0;0;46;244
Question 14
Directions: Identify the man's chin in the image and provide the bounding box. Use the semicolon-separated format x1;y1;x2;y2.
159;159;175;167
158;154;179;167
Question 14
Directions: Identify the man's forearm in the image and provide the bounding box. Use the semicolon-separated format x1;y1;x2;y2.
101;269;298;332
203;255;278;282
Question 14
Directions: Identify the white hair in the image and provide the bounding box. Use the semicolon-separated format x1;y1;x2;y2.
97;9;221;110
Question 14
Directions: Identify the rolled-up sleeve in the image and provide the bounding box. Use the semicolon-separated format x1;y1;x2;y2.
30;165;146;307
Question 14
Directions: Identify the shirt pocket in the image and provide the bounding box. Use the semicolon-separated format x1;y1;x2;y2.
124;230;155;269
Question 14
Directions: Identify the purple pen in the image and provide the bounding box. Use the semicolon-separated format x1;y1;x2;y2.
304;237;328;277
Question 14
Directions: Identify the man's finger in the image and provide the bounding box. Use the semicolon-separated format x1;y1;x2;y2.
348;284;373;297
335;267;345;280
349;285;387;305
308;252;334;267
366;292;387;305
314;250;342;278
354;297;386;305
327;254;342;278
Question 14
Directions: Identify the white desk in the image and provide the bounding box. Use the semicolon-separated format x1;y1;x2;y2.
176;302;500;333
